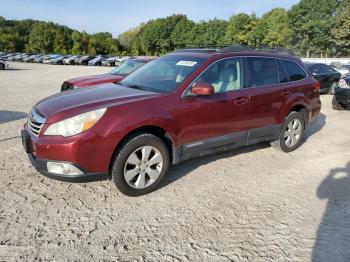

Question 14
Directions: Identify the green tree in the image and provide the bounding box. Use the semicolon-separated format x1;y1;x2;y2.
188;19;228;47
224;13;257;45
71;31;89;55
118;25;142;52
28;22;55;53
88;32;120;55
331;0;350;56
252;8;292;48
137;14;190;55
288;0;339;57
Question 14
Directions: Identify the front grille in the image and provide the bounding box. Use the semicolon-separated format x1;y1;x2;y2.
61;82;74;92
28;118;43;137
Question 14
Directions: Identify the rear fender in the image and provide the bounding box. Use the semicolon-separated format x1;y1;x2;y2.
276;93;310;124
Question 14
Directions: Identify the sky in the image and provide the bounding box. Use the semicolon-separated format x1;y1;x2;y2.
0;0;300;37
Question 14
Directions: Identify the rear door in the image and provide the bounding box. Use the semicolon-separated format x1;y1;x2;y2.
180;57;250;154
244;56;286;142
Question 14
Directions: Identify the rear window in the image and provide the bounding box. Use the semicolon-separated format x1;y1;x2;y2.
246;57;279;87
282;59;307;82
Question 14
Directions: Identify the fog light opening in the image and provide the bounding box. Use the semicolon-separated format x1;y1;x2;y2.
47;162;83;176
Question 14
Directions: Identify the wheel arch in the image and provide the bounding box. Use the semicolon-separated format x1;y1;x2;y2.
108;125;176;177
278;94;311;125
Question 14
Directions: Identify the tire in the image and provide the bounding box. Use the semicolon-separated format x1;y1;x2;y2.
111;133;170;196
0;63;5;70
332;96;344;110
271;111;305;152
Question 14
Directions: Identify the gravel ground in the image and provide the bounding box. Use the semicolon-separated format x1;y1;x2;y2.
0;62;349;261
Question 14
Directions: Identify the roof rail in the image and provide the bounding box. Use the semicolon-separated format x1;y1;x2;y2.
172;48;218;54
172;45;296;56
219;45;296;56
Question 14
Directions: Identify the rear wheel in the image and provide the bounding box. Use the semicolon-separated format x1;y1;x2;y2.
271;111;305;152
111;133;170;196
332;96;344;110
0;63;5;70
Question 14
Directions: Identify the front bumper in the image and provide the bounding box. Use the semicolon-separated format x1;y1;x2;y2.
21;129;109;183
334;88;350;109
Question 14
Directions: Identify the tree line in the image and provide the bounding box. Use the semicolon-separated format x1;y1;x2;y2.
0;0;349;57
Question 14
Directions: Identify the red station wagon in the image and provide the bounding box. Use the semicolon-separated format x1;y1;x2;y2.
60;57;154;91
22;46;321;196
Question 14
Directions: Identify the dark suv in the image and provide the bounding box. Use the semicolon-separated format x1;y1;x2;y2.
21;46;321;196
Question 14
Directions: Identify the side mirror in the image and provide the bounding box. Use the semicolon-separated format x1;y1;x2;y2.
191;82;214;96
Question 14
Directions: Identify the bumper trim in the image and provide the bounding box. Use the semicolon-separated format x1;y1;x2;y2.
27;153;108;183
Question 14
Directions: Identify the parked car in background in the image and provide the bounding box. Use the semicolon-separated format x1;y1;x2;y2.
338;64;350;77
103;56;120;67
17;53;32;62
0;59;9;70
48;55;69;65
1;53;16;60
33;54;47;63
63;55;80;65
304;62;341;94
23;54;42;63
8;53;24;61
42;54;60;64
76;55;95;65
88;55;107;66
61;57;154;91
333;75;350;110
23;47;321;196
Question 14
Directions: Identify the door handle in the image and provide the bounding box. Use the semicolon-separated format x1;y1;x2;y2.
281;90;291;97
234;97;248;105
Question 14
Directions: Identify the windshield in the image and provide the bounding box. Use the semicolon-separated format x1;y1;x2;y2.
120;55;205;93
110;60;147;76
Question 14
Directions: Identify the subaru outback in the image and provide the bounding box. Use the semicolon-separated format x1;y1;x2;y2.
21;46;321;196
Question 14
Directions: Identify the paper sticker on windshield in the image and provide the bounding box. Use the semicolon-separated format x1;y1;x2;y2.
176;61;197;67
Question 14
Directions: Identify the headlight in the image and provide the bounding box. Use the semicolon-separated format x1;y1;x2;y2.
44;108;106;137
339;79;350;89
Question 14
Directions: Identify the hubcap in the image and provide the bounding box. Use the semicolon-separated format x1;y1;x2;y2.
284;119;302;148
123;146;163;189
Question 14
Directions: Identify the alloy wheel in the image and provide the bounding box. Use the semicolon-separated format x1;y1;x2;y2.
284;119;302;148
123;146;163;189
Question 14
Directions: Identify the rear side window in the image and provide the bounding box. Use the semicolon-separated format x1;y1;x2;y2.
246;57;279;87
282;60;307;81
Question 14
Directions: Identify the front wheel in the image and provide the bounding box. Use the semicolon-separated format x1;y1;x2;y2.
271;111;305;152
111;133;170;196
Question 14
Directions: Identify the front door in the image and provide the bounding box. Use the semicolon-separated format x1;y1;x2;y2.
180;57;250;154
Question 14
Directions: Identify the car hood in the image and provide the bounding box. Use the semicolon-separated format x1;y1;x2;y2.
66;74;124;87
35;83;160;123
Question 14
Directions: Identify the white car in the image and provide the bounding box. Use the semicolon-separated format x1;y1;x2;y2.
338;64;350;77
0;60;9;70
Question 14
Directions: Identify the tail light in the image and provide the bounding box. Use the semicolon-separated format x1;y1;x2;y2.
312;81;320;92
339;79;349;89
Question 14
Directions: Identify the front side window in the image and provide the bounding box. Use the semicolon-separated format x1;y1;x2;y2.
246;57;279;87
110;60;147;76
192;58;243;93
120;55;205;93
282;60;307;81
